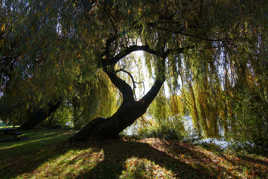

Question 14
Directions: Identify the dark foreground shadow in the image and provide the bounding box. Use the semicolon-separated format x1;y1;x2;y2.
73;139;216;179
238;154;268;166
0;135;235;178
3;134;266;178
0;129;74;178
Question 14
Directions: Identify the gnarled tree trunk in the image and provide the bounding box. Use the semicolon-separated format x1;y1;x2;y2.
70;64;165;141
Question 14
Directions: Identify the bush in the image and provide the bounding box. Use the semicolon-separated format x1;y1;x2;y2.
137;117;185;140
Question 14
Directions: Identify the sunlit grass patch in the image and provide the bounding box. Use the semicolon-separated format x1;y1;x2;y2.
120;157;175;179
0;125;19;129
30;148;104;178
0;129;73;157
0;129;75;178
1;129;268;179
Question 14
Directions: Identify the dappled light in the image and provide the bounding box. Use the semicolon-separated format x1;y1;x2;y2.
120;157;175;178
1;0;268;178
34;148;104;178
0;129;72;151
1;130;268;178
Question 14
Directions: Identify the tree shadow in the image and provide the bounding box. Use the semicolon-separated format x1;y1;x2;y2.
237;154;268;166
0;130;74;178
74;139;217;179
156;140;237;178
0;129;65;148
2;135;266;178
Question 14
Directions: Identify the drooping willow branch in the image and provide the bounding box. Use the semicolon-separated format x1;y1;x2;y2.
147;22;233;43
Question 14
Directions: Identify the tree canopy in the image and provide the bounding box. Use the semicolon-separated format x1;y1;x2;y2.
0;0;267;143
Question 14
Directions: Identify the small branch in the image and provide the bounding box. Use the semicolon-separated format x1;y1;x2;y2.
115;69;146;100
115;69;137;89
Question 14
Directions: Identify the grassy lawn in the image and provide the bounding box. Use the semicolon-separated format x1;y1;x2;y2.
0;129;267;179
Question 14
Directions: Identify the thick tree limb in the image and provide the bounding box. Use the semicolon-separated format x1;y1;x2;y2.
102;45;165;67
70;57;166;141
139;79;165;108
70;33;189;141
104;68;135;102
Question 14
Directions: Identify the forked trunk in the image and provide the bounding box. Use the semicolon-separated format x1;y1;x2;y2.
70;68;165;142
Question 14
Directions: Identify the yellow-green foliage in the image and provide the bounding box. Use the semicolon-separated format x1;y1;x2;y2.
1;0;267;143
72;70;118;129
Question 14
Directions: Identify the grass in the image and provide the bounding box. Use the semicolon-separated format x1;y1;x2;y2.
0;129;267;178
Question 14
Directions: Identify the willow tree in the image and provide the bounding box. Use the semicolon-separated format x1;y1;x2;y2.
0;0;100;127
1;0;267;142
71;0;268;141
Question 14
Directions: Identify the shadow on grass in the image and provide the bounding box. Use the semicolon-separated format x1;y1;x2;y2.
0;134;217;178
0;129;74;178
72;140;216;179
160;141;237;178
1;132;267;178
0;129;68;147
238;155;268;166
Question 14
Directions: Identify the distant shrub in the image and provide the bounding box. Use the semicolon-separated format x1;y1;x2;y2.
137;117;186;140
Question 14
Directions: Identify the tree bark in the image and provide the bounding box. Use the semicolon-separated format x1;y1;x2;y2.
18;100;61;130
70;66;165;142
